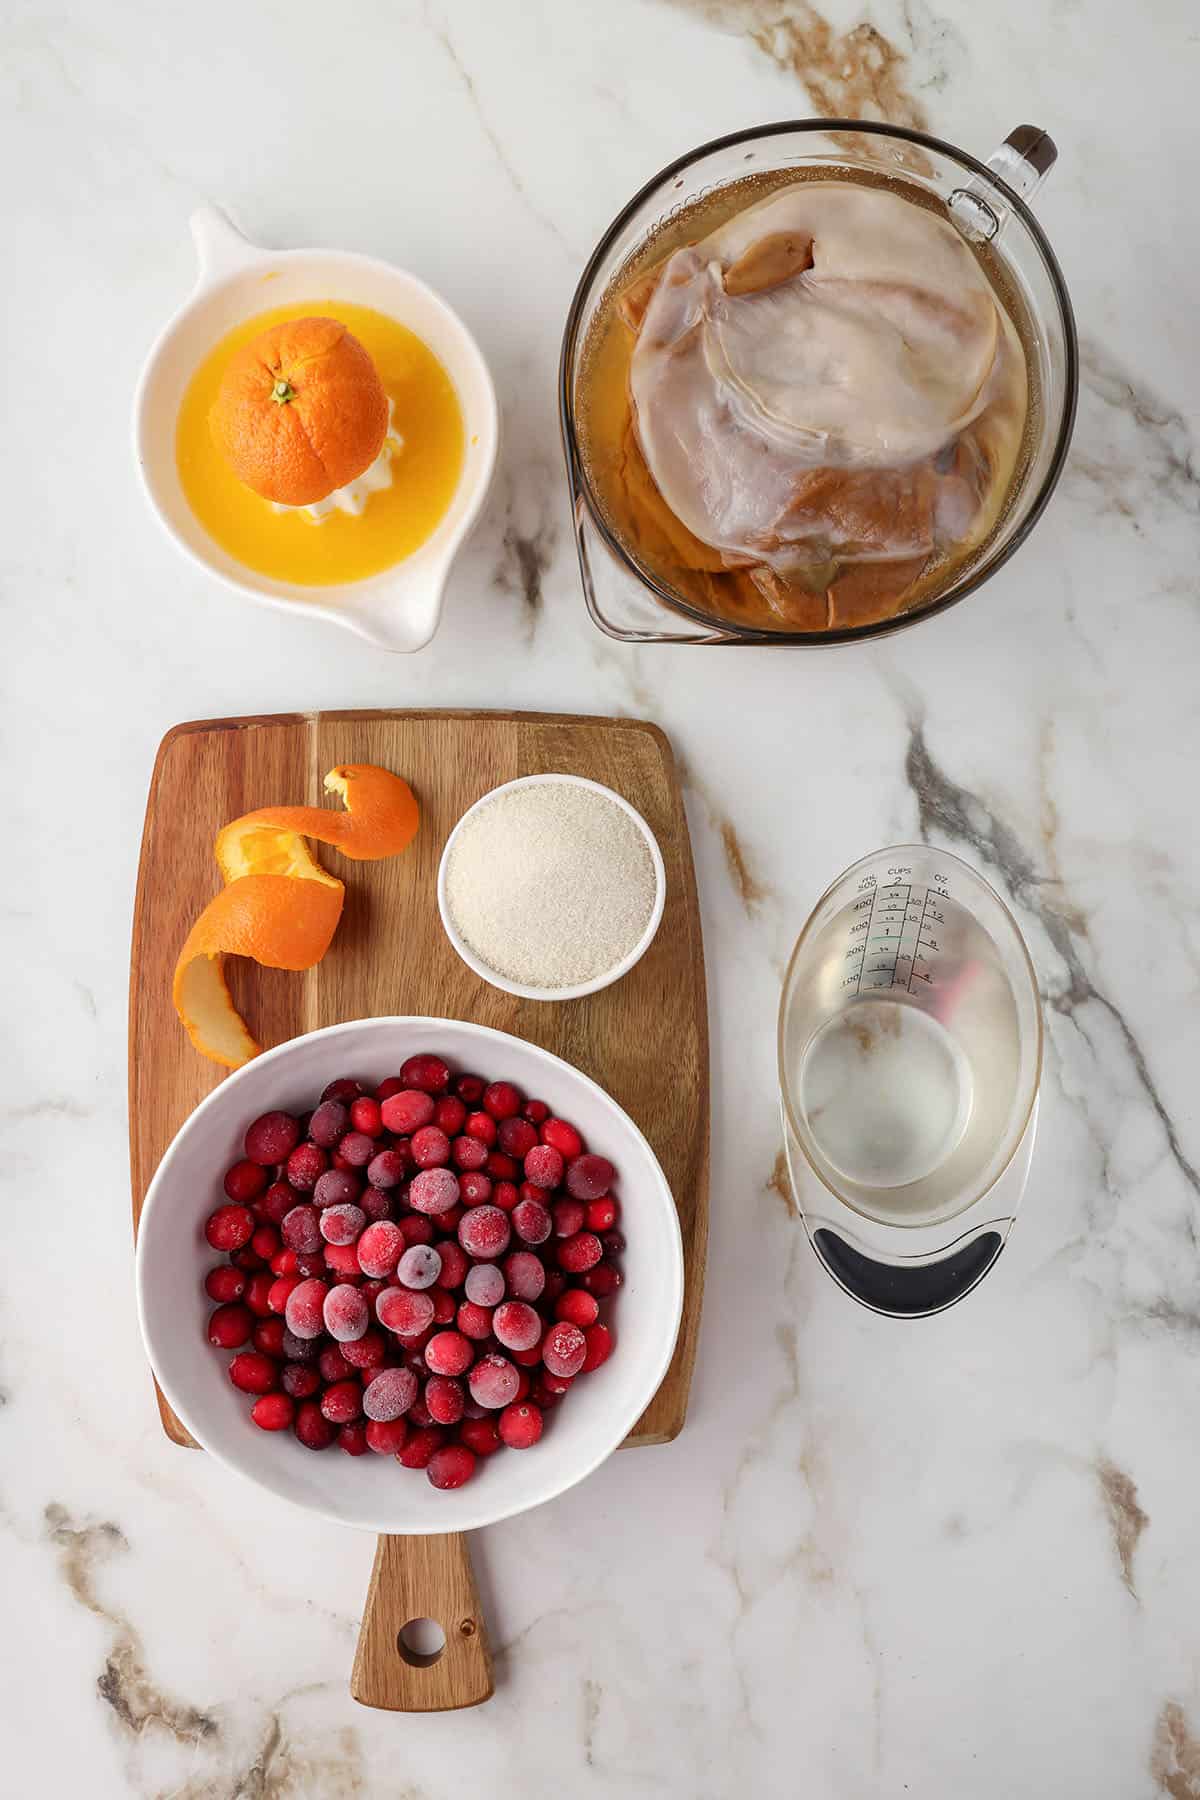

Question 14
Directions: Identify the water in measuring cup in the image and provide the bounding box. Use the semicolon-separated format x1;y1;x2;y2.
798;999;974;1188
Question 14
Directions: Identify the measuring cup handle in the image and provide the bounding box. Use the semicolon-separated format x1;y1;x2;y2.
984;126;1058;205
811;1227;1007;1319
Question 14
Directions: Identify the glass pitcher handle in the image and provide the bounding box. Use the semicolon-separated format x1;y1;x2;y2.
948;125;1058;243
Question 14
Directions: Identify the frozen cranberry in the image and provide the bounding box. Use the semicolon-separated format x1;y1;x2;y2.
581;1322;614;1372
357;1219;404;1277
465;1110;497;1147
539;1366;574;1397
555;1288;599;1328
411;1126;451;1169
441;1205;464;1233
270;1247;298;1276
523;1098;550;1125
511;1197;551;1246
397;1243;442;1289
400;1053;451;1094
318;1344;353;1384
431;1288;456;1324
586;1197;618;1232
251;1392;294;1431
205;1265;246;1303
407;1396;434;1429
425;1330;472;1377
465;1262;505;1307
321;1077;364;1104
319;1202;365;1245
541;1117;584;1159
483;1081;522;1121
457;1300;494;1340
323;1284;369;1342
313;1168;360;1209
377;1287;435;1337
366;1417;408;1454
323;1242;361;1279
602;1232;626;1259
543;1320;587;1378
283;1277;328;1339
260;1180;298;1224
409;1167;460;1216
339;1422;369;1456
320;1379;363;1425
349;1096;383;1137
566;1153;615;1201
337;1131;375;1169
459;1416;501;1456
244;1110;300;1165
498;1116;537;1159
207;1303;252;1348
281;1361;320;1398
330;1151;353;1173
228;1351;277;1395
399;1213;436;1247
451;1134;489;1172
366;1147;407;1188
232;1244;265;1271
361;1188;393;1222
285;1143;327;1192
250;1222;280;1260
456;1073;485;1104
558;1231;603;1274
499;1400;544;1449
493;1300;541;1353
435;1241;468;1290
552;1199;586;1240
223;1160;268;1204
424;1374;465;1425
294;1401;335;1450
501;1250;546;1303
582;1262;622;1297
280;1328;318;1362
511;1343;542;1370
244;1271;275;1317
308;1100;349;1147
427;1444;476;1489
462;1396;489;1420
375;1076;407;1101
253;1316;286;1356
341;1329;386;1369
486;1151;518;1181
459;1205;510;1260
205;1203;255;1252
434;1096;467;1136
281;1204;321;1255
523;1144;564;1190
468;1354;520;1410
380;1089;434;1134
493;1179;519;1212
459;1171;493;1208
398;1425;443;1468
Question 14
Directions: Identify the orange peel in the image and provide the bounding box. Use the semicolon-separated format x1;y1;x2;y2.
174;762;419;1069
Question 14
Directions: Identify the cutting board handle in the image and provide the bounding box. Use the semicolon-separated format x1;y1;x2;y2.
351;1531;493;1711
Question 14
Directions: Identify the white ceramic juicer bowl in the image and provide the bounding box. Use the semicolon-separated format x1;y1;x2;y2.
133;207;499;652
136;1017;684;1535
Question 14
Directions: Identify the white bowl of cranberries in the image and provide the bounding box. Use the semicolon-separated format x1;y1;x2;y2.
136;1017;684;1533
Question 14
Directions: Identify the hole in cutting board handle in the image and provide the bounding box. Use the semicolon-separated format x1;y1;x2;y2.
397;1618;447;1668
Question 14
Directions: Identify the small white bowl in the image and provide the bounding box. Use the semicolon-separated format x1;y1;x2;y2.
437;775;667;1001
132;206;499;653
135;1017;683;1535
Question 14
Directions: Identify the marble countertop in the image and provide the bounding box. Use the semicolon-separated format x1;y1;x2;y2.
6;0;1200;1793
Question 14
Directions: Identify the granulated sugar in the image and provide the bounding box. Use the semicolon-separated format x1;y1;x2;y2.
444;781;659;990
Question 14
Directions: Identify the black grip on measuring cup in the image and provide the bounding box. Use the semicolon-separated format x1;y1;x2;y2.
812;1229;1004;1318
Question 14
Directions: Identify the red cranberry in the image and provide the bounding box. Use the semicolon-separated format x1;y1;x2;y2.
341;1329;386;1369
558;1231;603;1273
294;1400;335;1449
281;1362;320;1398
375;1076;407;1101
440;1205;464;1233
411;1126;451;1169
425;1330;472;1377
555;1288;599;1328
542;1118;584;1160
498;1116;537;1159
231;1244;265;1271
451;1134;489;1172
356;1220;404;1277
283;1277;328;1339
270;1247;298;1276
457;1300;494;1340
511;1197;551;1245
582;1263;622;1297
435;1096;467;1136
308;1100;349;1147
499;1400;543;1449
465;1110;497;1147
455;1074;485;1104
459;1416;501;1456
424;1374;465;1425
280;1204;321;1255
524;1144;564;1190
253;1316;286;1357
318;1343;353;1384
427;1444;476;1489
361;1188;393;1222
337;1131;375;1169
251;1392;294;1431
366;1417;408;1454
244;1271;275;1317
552;1199;586;1239
430;1288;456;1324
468;1353;520;1409
350;1096;383;1137
493;1300;541;1352
338;1422;369;1456
459;1171;493;1207
493;1179;519;1212
543;1321;587;1378
285;1143;327;1191
320;1380;363;1425
539;1366;574;1397
223;1160;268;1203
324;1284;369;1342
294;1251;326;1279
523;1099;550;1125
407;1396;434;1429
380;1089;435;1134
280;1328;318;1361
566;1153;615;1201
399;1213;436;1247
207;1303;253;1348
313;1168;360;1209
486;1151;518;1181
458;1205;510;1260
260;1180;298;1224
205;1265;246;1303
397;1425;443;1468
330;1151;353;1173
321;1078;364;1104
205;1203;255;1252
511;1342;542;1369
400;1054;450;1095
228;1351;278;1394
251;1223;280;1261
409;1168;460;1216
244;1110;300;1165
377;1287;435;1337
434;1241;468;1290
581;1322;614;1372
601;1231;626;1257
319;1202;366;1245
586;1197;618;1232
502;1250;546;1302
483;1081;521;1121
366;1147;407;1188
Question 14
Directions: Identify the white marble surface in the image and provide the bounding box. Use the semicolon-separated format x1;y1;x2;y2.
5;0;1200;1793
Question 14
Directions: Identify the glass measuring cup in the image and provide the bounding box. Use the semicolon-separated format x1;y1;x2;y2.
560;120;1077;644
778;846;1042;1315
